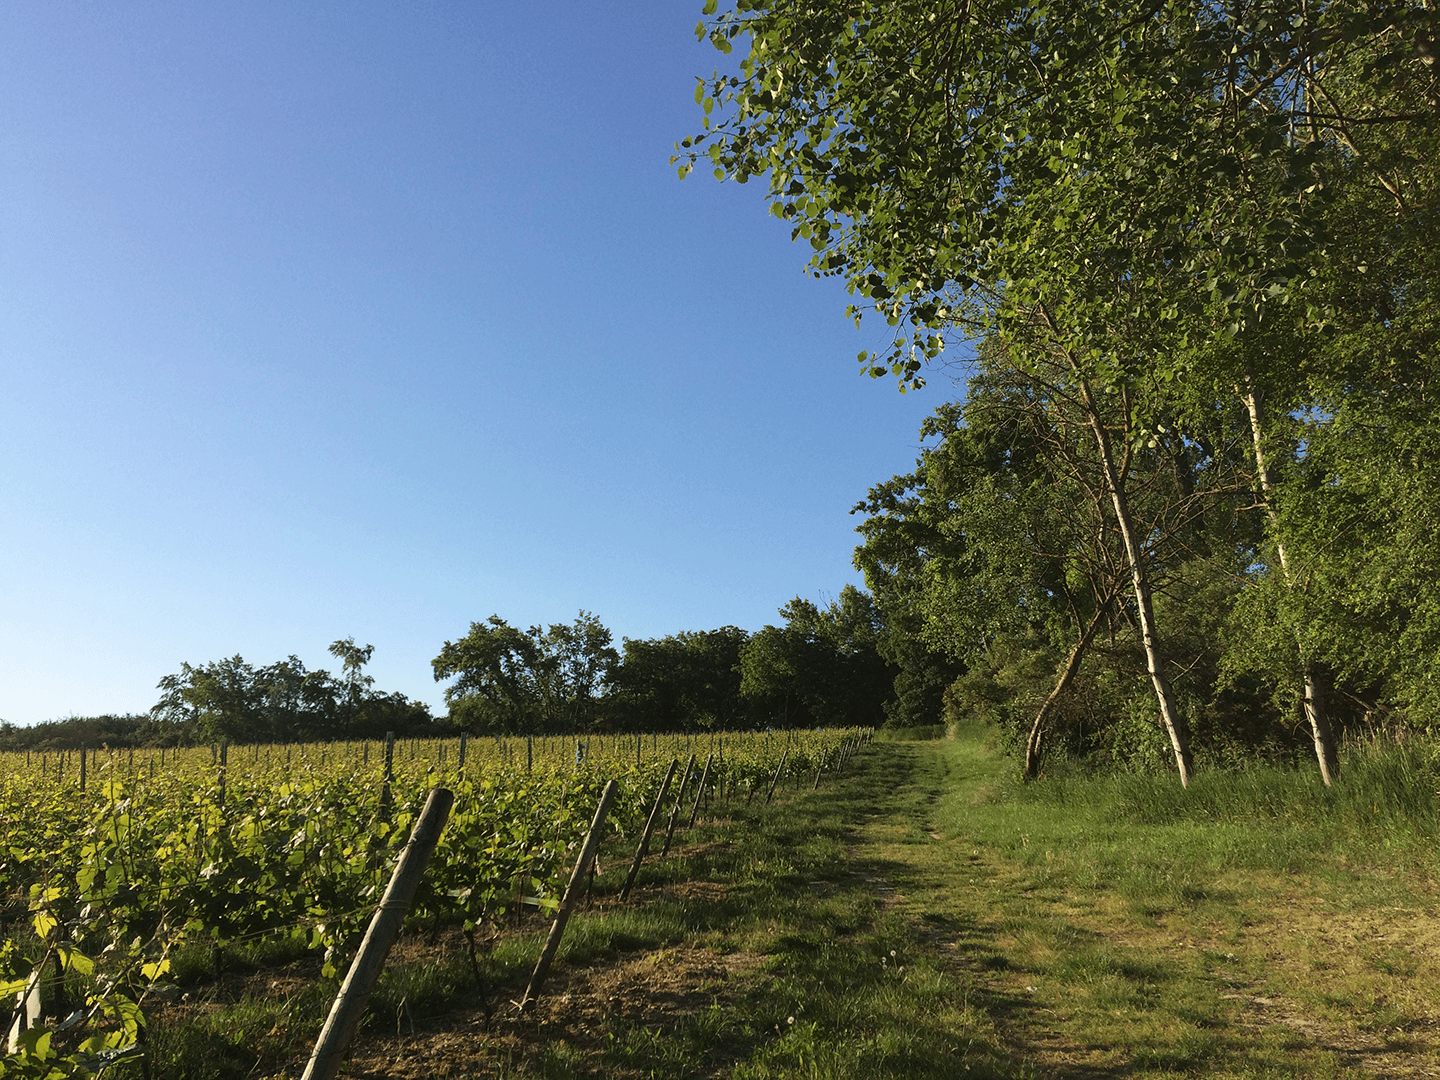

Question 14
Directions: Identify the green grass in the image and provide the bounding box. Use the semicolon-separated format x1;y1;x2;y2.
115;729;1440;1078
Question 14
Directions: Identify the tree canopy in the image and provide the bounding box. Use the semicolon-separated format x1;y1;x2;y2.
150;641;433;744
684;0;1439;783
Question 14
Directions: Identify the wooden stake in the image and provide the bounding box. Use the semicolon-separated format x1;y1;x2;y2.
765;749;789;805
620;759;678;901
217;742;228;809
301;788;453;1080
687;753;714;828
380;731;395;821
519;780;619;1012
4;964;42;1054
660;754;696;857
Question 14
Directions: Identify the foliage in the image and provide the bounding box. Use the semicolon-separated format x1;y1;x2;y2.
682;0;1439;776
432;612;620;734
739;586;895;727
0;716;170;754
610;627;752;731
151;642;432;745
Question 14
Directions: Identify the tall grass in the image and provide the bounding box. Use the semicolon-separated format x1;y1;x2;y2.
931;724;1440;900
1023;738;1440;834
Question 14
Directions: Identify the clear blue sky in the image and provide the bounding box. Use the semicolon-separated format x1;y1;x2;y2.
0;2;947;723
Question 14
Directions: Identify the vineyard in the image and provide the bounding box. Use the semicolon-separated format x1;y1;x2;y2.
0;728;869;1078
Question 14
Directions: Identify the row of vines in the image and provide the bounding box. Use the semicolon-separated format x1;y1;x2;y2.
0;727;871;1078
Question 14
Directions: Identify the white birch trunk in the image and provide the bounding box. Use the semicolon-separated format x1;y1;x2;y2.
1075;377;1195;787
1243;386;1339;785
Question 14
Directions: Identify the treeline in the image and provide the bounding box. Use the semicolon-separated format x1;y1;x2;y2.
431;593;900;734
850;347;1438;782
0;601;916;750
0;639;436;751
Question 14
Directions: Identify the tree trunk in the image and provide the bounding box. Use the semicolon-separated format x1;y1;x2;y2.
1024;597;1114;781
1243;385;1339;785
1075;376;1195;787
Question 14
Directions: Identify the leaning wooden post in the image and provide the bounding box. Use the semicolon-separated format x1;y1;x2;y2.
519;779;619;1012
300;788;453;1080
765;749;789;805
620;759;678;901
379;731;395;821
217;741;228;810
687;753;714;828
660;754;697;857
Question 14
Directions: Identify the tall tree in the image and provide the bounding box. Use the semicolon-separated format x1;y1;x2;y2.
611;627;751;730
432;612;620;734
739;587;895;727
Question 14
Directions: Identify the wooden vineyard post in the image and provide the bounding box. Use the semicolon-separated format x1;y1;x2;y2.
519;779;620;1012
687;752;714;828
217;741;228;809
620;758;678;901
459;733;468;771
379;732;395;821
300;787;454;1080
765;749;789;804
79;745;86;793
660;754;697;857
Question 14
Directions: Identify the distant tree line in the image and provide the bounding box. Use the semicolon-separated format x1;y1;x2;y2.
0;638;435;751
0;599;947;750
432;591;909;735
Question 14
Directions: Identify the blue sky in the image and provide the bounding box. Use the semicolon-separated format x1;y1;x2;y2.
0;2;947;722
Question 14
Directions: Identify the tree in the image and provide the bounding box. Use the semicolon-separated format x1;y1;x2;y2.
432;612;620;734
152;644;431;743
610;627;752;730
538;612;622;731
855;347;1255;775
329;637;376;706
739;587;895;727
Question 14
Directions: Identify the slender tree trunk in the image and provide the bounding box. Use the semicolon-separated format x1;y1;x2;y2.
1243;385;1339;785
1074;376;1195;787
1024;596;1114;780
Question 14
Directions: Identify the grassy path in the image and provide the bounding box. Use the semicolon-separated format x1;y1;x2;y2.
821;731;1440;1079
